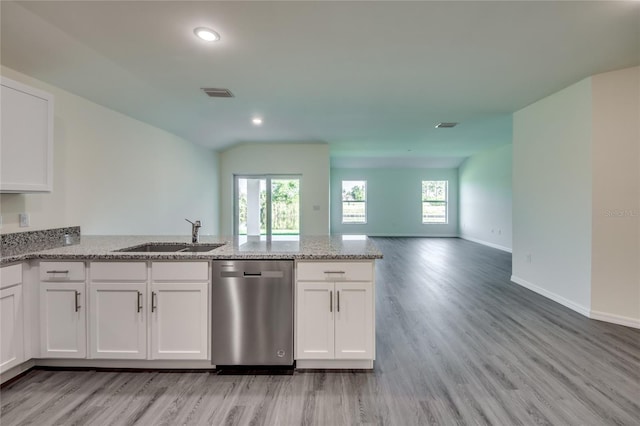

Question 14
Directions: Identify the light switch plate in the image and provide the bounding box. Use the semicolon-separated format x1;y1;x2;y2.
19;213;29;227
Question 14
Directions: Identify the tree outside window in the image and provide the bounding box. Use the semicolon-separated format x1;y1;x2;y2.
342;180;367;224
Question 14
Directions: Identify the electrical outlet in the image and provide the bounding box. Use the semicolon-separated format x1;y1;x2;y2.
19;213;30;227
498;229;502;235
526;254;532;263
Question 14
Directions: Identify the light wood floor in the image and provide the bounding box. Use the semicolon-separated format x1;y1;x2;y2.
2;238;639;425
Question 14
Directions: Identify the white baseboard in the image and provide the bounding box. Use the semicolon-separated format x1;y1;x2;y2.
461;235;512;253
35;359;214;369
295;359;374;369
511;275;640;329
590;310;640;329
0;359;36;384
510;275;591;317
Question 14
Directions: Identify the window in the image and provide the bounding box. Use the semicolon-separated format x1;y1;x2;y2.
342;180;367;224
235;175;300;236
422;180;448;224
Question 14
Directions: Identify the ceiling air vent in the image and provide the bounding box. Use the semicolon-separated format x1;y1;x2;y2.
201;88;234;98
435;122;458;128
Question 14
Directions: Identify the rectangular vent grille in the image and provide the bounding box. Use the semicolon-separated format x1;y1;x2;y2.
435;122;458;128
201;88;234;98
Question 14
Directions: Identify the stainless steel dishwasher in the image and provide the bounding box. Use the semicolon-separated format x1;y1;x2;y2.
212;260;293;366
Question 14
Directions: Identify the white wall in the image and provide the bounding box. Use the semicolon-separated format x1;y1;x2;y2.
218;143;330;235
590;67;640;325
330;168;458;236
459;144;512;252
512;77;593;315
0;66;219;236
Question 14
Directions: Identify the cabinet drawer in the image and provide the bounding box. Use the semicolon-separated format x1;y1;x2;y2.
40;261;85;282
90;262;147;281
152;262;209;282
1;263;22;289
297;261;373;282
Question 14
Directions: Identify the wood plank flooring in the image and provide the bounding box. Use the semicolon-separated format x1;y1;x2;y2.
2;238;639;425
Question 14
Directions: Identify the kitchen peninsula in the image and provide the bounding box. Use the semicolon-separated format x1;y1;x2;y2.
2;234;383;264
0;228;382;384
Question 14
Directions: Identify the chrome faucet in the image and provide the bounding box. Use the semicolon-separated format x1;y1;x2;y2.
185;219;202;243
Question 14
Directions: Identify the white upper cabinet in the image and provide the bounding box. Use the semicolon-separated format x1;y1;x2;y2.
0;76;54;193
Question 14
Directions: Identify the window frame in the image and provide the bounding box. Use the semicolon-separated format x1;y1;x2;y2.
422;180;448;225
233;174;302;236
341;180;367;224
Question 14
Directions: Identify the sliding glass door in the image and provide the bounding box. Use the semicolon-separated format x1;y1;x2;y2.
234;175;300;236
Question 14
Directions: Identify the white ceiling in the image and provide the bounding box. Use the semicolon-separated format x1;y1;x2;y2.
2;1;639;166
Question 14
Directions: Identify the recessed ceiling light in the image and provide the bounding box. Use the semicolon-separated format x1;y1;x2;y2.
252;117;263;126
194;27;220;42
435;122;458;128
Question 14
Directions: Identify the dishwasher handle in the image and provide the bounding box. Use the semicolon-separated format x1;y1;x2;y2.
240;271;285;278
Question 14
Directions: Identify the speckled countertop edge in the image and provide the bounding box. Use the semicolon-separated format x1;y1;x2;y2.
1;235;383;265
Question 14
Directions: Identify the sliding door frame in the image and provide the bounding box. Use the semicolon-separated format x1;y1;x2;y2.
233;174;301;236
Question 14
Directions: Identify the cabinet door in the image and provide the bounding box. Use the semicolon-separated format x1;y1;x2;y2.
334;282;374;359
150;283;208;360
296;282;334;359
0;77;53;193
89;283;146;359
40;282;86;358
0;285;24;373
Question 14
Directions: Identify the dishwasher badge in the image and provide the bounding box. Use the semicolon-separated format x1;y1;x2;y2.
277;350;286;358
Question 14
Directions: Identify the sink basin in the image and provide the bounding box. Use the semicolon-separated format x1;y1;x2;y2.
117;243;224;253
178;244;224;253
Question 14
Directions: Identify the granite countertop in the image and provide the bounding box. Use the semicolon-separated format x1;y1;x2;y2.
1;235;383;265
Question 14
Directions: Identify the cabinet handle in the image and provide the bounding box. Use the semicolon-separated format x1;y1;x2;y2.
47;270;69;274
329;290;333;313
151;291;157;312
137;291;142;313
324;271;345;275
74;291;81;312
337;290;340;313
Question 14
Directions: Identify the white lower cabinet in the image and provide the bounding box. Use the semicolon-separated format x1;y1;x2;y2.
87;261;209;361
0;264;24;373
40;282;86;358
296;261;375;363
89;282;147;359
296;282;334;359
89;262;148;359
150;282;208;360
39;261;87;358
334;282;373;359
150;261;209;360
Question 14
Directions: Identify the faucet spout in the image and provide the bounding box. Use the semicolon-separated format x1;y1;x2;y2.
185;218;202;243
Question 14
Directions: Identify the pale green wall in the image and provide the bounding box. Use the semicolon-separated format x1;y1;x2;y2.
513;77;593;314
590;66;640;325
219;143;330;236
513;66;640;328
330;168;458;236
459;144;512;252
0;66;219;236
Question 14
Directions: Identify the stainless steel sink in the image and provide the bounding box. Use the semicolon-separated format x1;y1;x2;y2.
179;244;224;253
116;243;224;253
